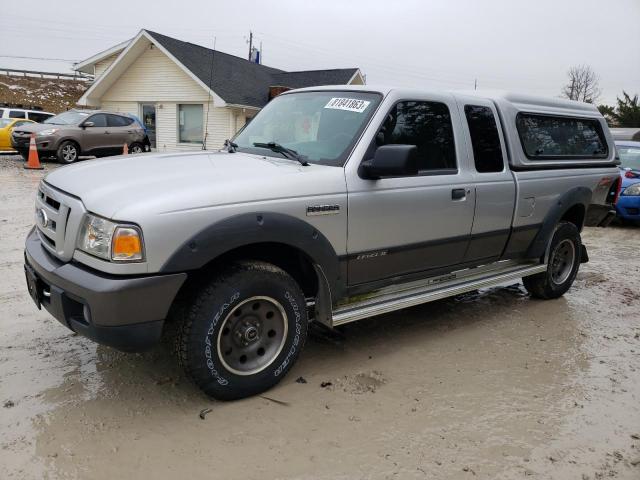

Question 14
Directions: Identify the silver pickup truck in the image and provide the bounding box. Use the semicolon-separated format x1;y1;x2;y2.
24;86;620;400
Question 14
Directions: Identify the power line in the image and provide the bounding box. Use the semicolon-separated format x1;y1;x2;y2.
0;54;79;62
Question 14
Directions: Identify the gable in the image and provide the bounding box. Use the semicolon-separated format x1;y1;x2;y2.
102;45;209;102
95;52;120;78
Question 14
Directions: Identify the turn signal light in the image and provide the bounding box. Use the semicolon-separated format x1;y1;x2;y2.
112;227;143;261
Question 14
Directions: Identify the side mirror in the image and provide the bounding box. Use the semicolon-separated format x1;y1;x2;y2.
82;121;95;128
359;145;419;179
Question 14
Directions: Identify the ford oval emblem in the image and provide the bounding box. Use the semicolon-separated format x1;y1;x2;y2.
36;208;48;229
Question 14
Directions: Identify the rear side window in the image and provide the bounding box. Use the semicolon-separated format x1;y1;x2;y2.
107;114;133;127
9;110;26;119
377;100;456;172
516;113;608;159
88;114;107;127
0;108;4;117
464;105;504;172
28;112;53;123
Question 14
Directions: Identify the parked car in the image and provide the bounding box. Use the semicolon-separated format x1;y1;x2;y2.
0;118;34;151
11;109;147;163
125;113;152;151
614;140;640;224
0;107;54;123
24;87;619;400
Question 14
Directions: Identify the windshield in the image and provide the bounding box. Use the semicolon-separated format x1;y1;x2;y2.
233;91;382;166
44;111;90;125
617;145;640;171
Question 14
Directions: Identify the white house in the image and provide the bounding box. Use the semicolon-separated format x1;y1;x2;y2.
74;30;365;151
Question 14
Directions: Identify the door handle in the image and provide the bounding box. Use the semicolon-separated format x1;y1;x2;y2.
451;188;466;200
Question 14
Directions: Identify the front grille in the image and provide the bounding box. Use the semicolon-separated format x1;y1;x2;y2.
12;131;31;148
35;182;85;262
38;190;61;210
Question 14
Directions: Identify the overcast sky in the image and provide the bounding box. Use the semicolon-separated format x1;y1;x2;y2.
2;0;639;105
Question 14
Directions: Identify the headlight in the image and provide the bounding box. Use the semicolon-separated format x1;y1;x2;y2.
77;213;144;262
622;183;640;196
37;128;58;137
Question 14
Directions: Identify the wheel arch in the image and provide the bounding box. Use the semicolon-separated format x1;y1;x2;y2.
526;186;591;259
162;212;344;322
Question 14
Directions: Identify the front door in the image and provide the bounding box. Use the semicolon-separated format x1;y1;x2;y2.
346;95;476;286
83;113;114;153
141;104;156;148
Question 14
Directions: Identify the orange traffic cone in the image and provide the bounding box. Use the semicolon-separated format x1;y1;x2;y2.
24;133;43;170
122;143;129;155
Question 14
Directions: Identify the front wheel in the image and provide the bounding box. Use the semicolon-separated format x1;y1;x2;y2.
175;261;309;400
56;141;79;164
523;221;581;299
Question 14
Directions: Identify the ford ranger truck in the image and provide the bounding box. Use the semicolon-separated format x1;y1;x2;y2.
24;87;619;400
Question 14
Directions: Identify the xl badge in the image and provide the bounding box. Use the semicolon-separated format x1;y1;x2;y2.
36;208;49;229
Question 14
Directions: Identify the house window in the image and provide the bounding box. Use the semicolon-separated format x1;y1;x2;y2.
178;104;203;143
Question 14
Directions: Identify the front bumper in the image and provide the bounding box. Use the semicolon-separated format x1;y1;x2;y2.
24;227;187;352
11;134;57;156
615;195;640;221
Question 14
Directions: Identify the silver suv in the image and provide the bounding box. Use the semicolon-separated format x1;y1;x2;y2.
23;86;620;400
12;109;147;163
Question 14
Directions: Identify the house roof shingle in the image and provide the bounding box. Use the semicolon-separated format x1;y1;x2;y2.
145;30;359;108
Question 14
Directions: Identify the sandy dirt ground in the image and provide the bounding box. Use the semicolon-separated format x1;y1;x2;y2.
1;154;639;480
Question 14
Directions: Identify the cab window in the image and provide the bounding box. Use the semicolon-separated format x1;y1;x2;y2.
9;110;26;119
464;105;504;173
375;100;456;173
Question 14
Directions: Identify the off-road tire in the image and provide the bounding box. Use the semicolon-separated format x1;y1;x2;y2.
56;140;79;164
523;221;581;299
173;261;308;400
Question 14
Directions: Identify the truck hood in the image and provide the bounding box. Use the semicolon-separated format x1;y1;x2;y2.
44;150;346;219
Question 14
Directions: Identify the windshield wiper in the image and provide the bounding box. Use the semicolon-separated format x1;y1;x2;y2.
224;139;237;153
253;142;309;166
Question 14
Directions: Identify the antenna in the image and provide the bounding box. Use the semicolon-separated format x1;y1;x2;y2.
203;35;216;150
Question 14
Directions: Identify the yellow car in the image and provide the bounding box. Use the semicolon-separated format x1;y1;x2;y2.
0;118;35;151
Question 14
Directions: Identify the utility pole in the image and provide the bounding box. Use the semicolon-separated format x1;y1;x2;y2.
474;78;477;90
247;31;253;61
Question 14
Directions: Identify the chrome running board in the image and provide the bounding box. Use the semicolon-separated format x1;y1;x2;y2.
331;261;547;327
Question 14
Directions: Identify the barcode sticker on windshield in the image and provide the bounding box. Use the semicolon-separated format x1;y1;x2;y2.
324;98;371;113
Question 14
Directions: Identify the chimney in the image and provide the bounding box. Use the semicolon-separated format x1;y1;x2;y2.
269;85;291;100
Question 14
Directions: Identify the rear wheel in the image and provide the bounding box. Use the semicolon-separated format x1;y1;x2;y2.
129;142;144;154
173;261;309;400
56;141;79;164
523;221;581;299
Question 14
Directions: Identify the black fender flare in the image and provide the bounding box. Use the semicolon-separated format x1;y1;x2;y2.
161;211;342;296
526;186;592;259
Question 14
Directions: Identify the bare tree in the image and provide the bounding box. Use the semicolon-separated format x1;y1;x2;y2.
561;65;602;104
